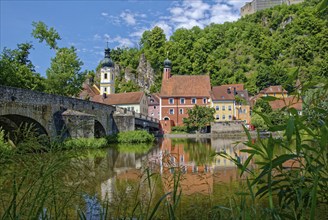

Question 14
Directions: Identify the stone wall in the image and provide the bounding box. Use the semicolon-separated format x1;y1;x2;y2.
211;121;244;135
0;85;116;138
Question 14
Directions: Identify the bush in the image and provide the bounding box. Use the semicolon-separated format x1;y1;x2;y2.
63;138;108;150
171;126;188;133
0;128;12;153
116;130;155;143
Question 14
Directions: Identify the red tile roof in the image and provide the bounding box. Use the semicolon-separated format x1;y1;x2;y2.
211;84;246;101
260;85;287;94
79;83;100;99
269;96;302;111
160;75;211;97
92;91;145;105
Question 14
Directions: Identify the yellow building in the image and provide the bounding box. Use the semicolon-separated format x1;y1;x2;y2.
211;84;251;125
258;85;288;98
211;85;237;122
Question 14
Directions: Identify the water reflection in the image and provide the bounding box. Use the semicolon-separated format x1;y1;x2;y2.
0;137;250;218
99;138;250;198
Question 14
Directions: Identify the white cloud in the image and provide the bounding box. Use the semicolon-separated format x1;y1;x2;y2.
104;34;135;48
120;11;136;25
101;12;108;17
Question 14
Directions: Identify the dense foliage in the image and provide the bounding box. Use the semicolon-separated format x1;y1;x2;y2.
110;0;327;94
183;105;215;132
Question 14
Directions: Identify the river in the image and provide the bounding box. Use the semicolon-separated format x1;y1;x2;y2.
0;137;250;219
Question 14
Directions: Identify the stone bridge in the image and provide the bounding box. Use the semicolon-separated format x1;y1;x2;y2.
0;86;159;139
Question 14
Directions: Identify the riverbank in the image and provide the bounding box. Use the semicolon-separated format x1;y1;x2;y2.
165;131;270;139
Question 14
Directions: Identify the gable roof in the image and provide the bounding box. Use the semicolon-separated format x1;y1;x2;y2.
269;96;302;111
260;85;287;94
92;91;145;105
148;93;160;106
211;85;235;101
79;83;100;99
160;75;211;97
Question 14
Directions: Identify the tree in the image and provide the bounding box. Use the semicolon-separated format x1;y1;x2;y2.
253;98;273;114
183;105;215;132
45;47;86;96
32;21;61;50
0;43;45;91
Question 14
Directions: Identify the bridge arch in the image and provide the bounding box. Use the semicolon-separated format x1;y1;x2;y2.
95;120;106;138
0;114;48;139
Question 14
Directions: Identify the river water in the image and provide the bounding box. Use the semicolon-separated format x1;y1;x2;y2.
0;137;250;219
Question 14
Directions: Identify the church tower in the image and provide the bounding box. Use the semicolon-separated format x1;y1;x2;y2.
100;47;115;95
163;58;172;81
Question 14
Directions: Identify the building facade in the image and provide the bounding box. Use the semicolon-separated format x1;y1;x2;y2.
241;0;304;17
159;59;211;127
148;94;160;120
93;91;148;115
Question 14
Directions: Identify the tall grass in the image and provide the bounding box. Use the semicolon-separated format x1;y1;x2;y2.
217;81;328;219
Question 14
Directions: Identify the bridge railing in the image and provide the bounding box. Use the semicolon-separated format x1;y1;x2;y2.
115;107;159;123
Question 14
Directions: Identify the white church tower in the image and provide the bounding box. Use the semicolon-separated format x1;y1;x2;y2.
100;47;115;95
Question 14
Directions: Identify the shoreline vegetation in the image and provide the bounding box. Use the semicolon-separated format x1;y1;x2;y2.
0;129;155;155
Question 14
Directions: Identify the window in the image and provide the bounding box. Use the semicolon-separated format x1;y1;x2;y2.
180;155;184;163
151;112;154;116
215;106;220;111
222;115;226;120
274;93;276;97
169;109;174;115
216;114;220;120
203;98;207;104
169;98;174;104
222;106;226;111
192;98;197;104
243;109;246;114
104;73;108;79
112;73;114;80
180;98;185;104
104;87;107;92
228;115;232;120
150;99;154;103
153;106;156;109
131;107;134;111
228;105;232;111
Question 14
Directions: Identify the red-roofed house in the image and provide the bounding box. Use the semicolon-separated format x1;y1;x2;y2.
269;96;303;115
92;91;148;115
148;93;160;120
211;84;251;124
159;59;211;128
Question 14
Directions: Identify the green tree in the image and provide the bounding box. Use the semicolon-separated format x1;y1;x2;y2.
32;21;61;50
116;80;140;93
45;47;86;96
183;105;215;132
0;43;45;91
253;98;273;114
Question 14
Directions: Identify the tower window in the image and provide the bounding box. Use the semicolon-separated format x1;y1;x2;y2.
104;87;107;92
104;73;108;79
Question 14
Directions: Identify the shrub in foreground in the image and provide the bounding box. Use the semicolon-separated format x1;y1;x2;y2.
110;130;155;143
63;137;107;150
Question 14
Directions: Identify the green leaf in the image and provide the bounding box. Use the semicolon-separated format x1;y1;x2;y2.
261;96;280;101
285;117;295;142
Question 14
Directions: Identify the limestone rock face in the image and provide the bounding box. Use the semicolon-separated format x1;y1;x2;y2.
126;53;155;93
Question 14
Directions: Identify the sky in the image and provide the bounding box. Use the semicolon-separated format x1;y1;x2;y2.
1;0;249;76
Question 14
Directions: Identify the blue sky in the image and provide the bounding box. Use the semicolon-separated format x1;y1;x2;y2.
1;0;248;76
